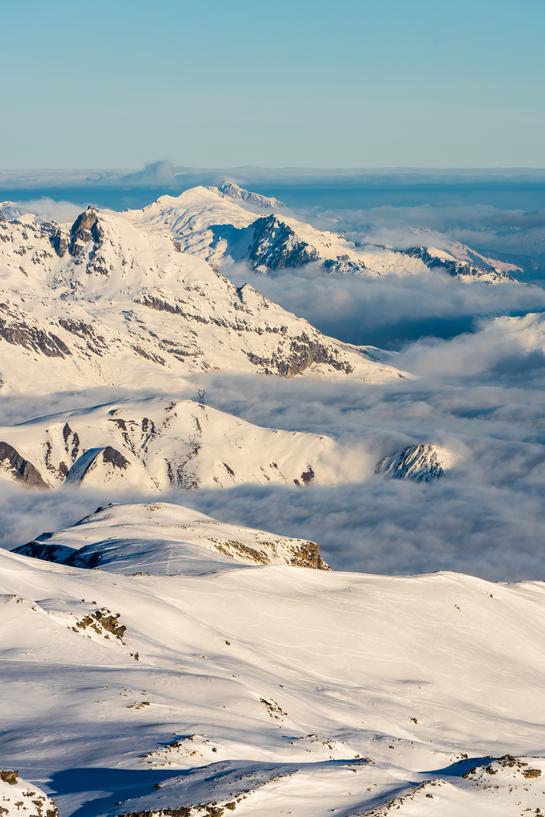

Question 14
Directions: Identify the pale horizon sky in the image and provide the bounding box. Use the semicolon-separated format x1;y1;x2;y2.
2;0;545;170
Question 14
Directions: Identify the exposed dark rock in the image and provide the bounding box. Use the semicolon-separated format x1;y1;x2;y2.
376;444;446;482
246;334;354;377
300;465;315;484
323;255;368;275
12;541;76;563
0;304;71;357
0;442;47;488
58;318;107;355
50;228;68;257
0;770;19;785
73;608;127;640
102;446;130;469
289;540;330;570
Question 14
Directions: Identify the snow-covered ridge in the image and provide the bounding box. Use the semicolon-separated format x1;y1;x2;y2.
217;180;284;211
0;397;366;491
13;501;329;574
400;242;519;283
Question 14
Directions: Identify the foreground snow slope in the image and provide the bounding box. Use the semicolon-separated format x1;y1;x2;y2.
0;397;364;491
2;502;545;816
0;201;401;394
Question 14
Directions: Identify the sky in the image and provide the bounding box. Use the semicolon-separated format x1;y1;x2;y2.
2;0;545;169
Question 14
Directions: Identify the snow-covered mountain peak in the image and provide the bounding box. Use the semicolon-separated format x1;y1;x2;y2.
376;443;455;481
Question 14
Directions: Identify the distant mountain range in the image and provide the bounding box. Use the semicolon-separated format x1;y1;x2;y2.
0;187;406;394
136;181;520;280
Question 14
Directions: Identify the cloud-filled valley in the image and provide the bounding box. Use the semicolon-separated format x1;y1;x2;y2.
1;179;545;585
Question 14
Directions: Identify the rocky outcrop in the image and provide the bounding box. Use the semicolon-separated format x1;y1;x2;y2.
323;255;369;275
0;304;70;358
50;227;68;257
68;207;102;257
246;334;355;376
0;771;59;817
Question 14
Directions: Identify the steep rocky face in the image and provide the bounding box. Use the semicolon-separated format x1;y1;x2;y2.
68;207;102;257
323;254;369;275
376;443;452;482
246;334;355;376
0;302;71;358
247;215;321;271
0;441;47;488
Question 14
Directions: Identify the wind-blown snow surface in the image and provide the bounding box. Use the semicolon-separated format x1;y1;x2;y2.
2;505;545;816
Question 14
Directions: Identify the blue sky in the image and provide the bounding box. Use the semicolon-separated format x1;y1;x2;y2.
2;0;544;169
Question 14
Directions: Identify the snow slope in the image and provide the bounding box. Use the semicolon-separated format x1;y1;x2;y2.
1;507;545;816
0;397;364;491
0;203;402;394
